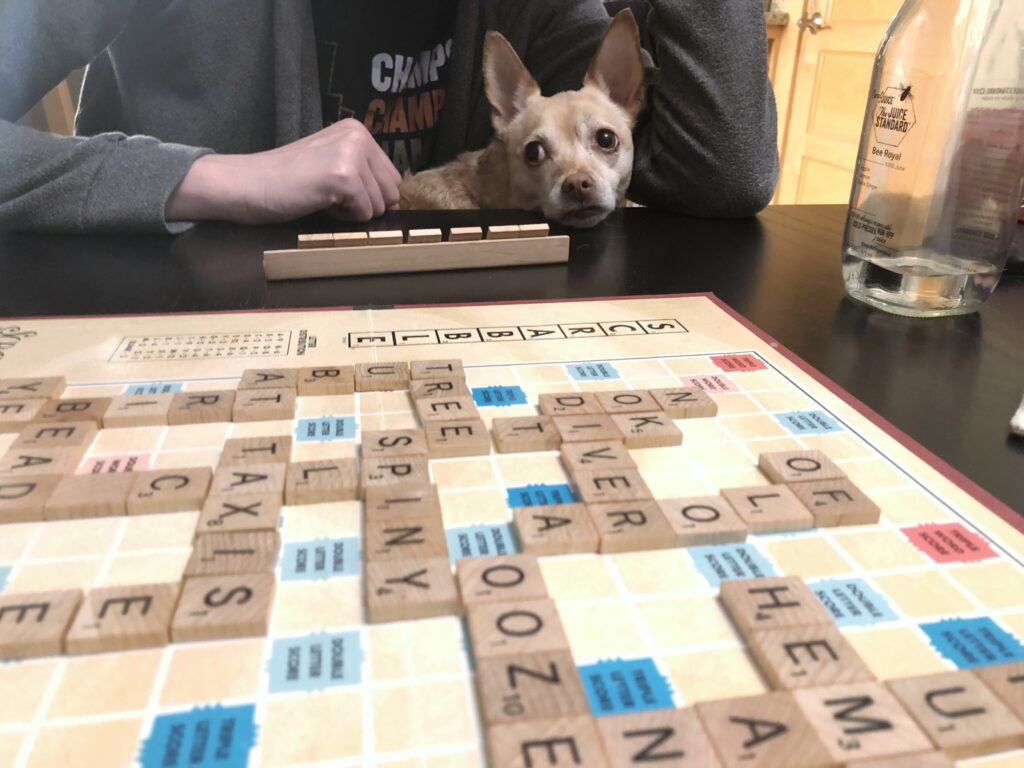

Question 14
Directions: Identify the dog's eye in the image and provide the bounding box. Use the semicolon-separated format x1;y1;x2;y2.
523;141;545;166
595;129;618;150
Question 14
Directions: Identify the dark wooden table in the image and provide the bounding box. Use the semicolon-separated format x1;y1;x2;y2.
1;205;1021;512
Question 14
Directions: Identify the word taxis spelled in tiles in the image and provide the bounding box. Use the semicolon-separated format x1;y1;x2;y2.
414;395;479;423
488;717;610;768
360;429;428;458
658;496;748;547
792;681;934;763
168;390;236;425
467;598;570;659
475;650;589;725
238;368;298;390
232;387;296;422
758;450;846;485
285;459;359;505
219;435;293;466
0;376;66;400
363;557;459;623
197;494;283;535
492;415;562;453
0;588;83;659
718;576;834;638
887;670;1024;758
748;624;875;690
210;463;285;497
65;582;180;654
297;365;354;396
44;472;135;520
0;474;60;523
456;554;548;606
720;485;814;534
425;419;491;458
538;392;604;417
171;572;276;642
102;394;173;428
596;708;723;767
790;478;881;527
0;399;46;433
611;411;683;449
587;501;679;553
355;362;410;391
127;467;213;515
695;691;833;768
185;531;281;577
513;503;600;556
410;359;465;379
650;387;717;418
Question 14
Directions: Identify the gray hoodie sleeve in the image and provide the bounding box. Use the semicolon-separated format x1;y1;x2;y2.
0;0;208;233
521;0;779;217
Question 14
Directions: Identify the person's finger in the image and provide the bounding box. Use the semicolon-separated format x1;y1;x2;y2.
359;159;386;218
368;152;401;208
328;175;373;221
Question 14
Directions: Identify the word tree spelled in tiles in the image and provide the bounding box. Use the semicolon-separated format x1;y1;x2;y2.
0;294;1022;767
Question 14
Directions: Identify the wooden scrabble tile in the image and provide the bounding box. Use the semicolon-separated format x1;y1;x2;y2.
718;576;834;639
595;389;660;414
650;388;717;418
657;496;748;547
361;428;428;458
572;468;652;504
493;415;562;453
695;691;833;768
13;420;97;450
360;456;430;493
974;662;1024;721
238;368;298;390
414;395;479;423
298;232;333;248
611;411;683;448
363;483;442;519
468;598;569;659
197;493;283;535
168;390;236;425
559;441;636;475
364;515;448;561
232;387;296;422
720;485;814;534
0;475;60;523
354;361;410;391
0;377;65;400
448;226;483;241
410;376;470;399
476;650;589;725
887;670;1024;758
538;392;604;416
44;472;134;520
792;681;934;763
0;399;46;432
65;582;180;655
552;414;623;443
171;572;276;643
410;359;466;379
517;223;550;238
456;554;548;607
748;624;875;690
0;588;83;659
368;229;404;245
758;450;846;485
487;224;521;239
219;435;293;467
297;365;355;395
596;708;722;767
789;478;881;527
127;467;213;515
513;503;600;556
364;557;459;623
210;463;285;497
185;531;281;576
407;227;443;243
101;394;173;428
0;446;83;476
489;717;610;768
285;458;359;505
851;754;955;768
333;231;368;247
424;419;491;458
587;501;679;553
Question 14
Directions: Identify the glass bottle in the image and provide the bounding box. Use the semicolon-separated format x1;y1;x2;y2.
842;0;1024;317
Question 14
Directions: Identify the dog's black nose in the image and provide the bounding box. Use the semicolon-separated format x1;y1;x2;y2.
562;173;595;202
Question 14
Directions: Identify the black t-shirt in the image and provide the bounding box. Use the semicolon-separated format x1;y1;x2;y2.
313;1;457;173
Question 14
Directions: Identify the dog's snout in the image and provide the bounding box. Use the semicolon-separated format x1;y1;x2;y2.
561;173;596;202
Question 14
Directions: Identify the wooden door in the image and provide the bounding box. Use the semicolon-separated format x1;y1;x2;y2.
776;0;904;204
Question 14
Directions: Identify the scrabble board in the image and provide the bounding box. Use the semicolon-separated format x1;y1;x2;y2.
0;294;1022;768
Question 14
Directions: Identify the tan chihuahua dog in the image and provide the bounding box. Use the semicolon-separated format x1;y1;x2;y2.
399;10;646;228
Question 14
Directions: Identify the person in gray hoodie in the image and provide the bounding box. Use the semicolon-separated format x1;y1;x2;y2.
0;0;778;234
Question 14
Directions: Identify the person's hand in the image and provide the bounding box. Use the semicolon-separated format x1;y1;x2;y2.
166;119;401;224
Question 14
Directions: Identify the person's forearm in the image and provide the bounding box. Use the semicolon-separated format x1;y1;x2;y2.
165;154;256;224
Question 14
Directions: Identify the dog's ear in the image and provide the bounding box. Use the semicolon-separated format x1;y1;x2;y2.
484;32;540;135
584;9;646;121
